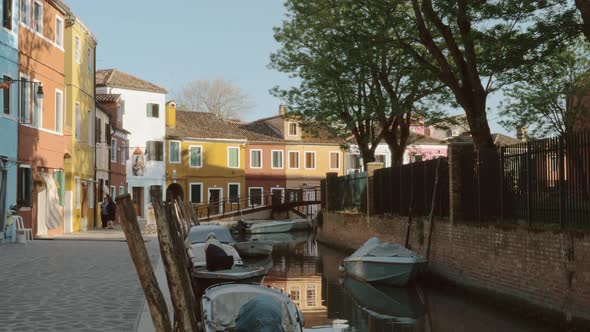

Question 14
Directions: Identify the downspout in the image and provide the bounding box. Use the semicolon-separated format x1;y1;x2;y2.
93;43;97;228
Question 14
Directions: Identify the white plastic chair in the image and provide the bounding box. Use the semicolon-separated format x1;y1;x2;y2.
14;216;33;242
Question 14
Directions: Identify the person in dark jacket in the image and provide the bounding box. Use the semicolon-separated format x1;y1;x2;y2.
107;196;116;229
101;196;110;229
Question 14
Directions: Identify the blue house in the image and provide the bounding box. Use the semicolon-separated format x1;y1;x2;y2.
0;0;19;232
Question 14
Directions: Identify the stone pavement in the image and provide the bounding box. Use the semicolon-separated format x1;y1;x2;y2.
0;233;161;332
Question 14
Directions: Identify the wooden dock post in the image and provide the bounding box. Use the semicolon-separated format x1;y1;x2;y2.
115;194;172;332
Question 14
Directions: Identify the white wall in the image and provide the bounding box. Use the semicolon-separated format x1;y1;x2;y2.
96;87;167;218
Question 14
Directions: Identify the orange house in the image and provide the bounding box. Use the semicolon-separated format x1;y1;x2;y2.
17;0;70;236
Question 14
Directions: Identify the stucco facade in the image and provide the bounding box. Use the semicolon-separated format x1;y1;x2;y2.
0;0;20;231
244;143;287;204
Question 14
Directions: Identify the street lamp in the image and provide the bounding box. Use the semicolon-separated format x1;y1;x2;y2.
0;77;44;99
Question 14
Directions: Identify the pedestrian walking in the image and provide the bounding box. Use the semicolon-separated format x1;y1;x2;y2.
100;196;109;229
107;196;116;229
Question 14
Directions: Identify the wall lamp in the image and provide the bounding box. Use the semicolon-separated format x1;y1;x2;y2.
0;78;44;99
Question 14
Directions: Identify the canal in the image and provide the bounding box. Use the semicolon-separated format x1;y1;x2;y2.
241;231;556;332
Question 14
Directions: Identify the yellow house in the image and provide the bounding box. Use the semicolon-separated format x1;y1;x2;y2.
64;16;97;232
165;102;246;217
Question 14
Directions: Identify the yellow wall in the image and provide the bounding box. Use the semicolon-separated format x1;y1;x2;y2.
285;143;344;187
166;139;247;205
65;19;96;231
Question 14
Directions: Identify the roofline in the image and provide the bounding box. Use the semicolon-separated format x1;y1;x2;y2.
165;136;247;143
96;83;167;94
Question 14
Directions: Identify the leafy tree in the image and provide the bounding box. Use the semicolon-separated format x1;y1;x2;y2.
393;0;580;150
174;78;253;120
576;0;590;42
499;40;590;137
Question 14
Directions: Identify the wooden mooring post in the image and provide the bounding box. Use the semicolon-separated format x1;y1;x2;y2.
115;194;172;332
426;158;442;260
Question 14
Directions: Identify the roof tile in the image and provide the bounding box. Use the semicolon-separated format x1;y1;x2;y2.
96;69;167;94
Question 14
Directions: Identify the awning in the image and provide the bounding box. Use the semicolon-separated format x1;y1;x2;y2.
39;173;62;230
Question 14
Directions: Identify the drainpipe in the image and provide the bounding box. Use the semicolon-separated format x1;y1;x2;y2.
92;43;97;228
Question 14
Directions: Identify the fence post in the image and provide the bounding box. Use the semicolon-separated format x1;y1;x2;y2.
499;146;505;223
526;141;532;226
558;136;565;229
366;162;384;217
325;172;338;211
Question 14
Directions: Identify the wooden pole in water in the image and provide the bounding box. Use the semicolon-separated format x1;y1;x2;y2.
115;194;172;332
426;158;442;260
404;163;415;249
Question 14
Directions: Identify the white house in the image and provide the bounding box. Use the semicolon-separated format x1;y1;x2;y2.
96;69;167;219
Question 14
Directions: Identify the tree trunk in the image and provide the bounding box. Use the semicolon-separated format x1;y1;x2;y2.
460;93;495;151
576;0;590;43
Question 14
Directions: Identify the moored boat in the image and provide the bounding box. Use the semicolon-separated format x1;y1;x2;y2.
232;240;273;257
342;237;427;286
246;219;311;234
187;223;273;258
200;283;304;332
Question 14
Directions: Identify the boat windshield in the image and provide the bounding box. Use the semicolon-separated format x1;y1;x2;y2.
187;225;235;244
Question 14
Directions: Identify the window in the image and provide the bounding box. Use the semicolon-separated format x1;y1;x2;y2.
20;0;30;26
2;75;11;115
248;187;263;207
33;0;42;33
55;16;63;47
74;176;80;209
95;118;102;143
75;103;81;141
228;183;240;203
19;75;30;123
32;80;41;128
289;287;300;305
120;141;126;164
288;151;299;169
375;154;386;164
288;122;298;136
3;0;12;30
18;166;32;207
88;179;94;208
119;186;125;195
329;152;340;169
87;47;92;74
228;147;239;168
87;109;93;144
111;138;117;162
146;103;159;118
189;146;202;167
190;183;202;204
305;151;316;169
54;90;63;132
250;149;261;168
306;285;316;307
146;141;163;161
74;35;80;63
271;150;283;169
169;141;180;163
110;186;115;199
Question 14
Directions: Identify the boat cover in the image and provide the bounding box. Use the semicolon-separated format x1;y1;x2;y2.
187;225;235;244
234;295;284;332
349;237;419;258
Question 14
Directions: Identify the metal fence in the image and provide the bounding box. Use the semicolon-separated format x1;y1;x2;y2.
327;172;368;212
462;131;590;230
374;158;449;217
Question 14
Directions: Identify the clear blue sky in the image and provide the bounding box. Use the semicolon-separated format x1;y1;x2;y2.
66;0;508;134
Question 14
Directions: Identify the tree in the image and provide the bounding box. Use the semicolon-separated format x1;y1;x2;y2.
576;0;590;42
499;40;590;137
174;79;253;120
393;0;580;150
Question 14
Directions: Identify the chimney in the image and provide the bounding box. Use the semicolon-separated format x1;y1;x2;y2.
516;126;527;141
166;101;176;128
279;104;287;116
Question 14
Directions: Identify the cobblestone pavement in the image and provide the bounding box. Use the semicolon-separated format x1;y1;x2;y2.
0;237;160;332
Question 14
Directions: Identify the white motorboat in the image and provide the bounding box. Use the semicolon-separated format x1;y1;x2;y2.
342;237;427;286
187;224;272;258
232;240;273;257
246;219;311;234
200;283;304;332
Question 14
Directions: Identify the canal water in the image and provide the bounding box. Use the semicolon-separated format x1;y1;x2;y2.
241;231;557;332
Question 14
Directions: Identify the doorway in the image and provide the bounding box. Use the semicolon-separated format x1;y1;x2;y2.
271;188;285;206
132;187;144;217
208;188;222;215
166;183;184;202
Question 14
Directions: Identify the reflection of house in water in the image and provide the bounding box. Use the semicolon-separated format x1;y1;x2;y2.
263;240;330;328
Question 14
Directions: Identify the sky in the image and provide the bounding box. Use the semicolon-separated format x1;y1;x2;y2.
66;0;509;135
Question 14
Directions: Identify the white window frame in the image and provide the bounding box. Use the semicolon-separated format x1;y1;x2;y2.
110;186;116;199
168;140;181;164
375;153;387;165
189;145;203;168
227;183;240;202
119;186;125;196
75;102;81;141
87;109;93;146
20;0;31;26
111;138;117;162
271;187;285;203
32;79;42;128
54;89;63;133
250;149;262;169
19;73;30;124
304;151;316;170
74;176;80;209
120;141;126;165
329;151;340;170
32;0;42;34
189;182;203;204
288;151;300;169
74;35;81;64
55;15;63;47
207;187;223;214
227;146;240;168
288;121;298;136
271;150;284;169
248;187;263;207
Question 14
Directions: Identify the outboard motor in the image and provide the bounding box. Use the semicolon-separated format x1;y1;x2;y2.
235;219;250;234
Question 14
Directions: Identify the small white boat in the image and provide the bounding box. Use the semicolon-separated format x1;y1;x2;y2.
187;224;273;258
343;237;427;286
232;240;273;257
246;219;311;234
200;283;304;332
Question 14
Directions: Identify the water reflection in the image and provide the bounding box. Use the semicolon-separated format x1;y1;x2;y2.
246;233;553;332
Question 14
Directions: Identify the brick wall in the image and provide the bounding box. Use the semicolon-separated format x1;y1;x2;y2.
318;212;590;323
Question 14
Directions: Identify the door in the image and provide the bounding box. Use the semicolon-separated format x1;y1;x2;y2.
271;188;285;206
208;188;222;215
132;187;144;217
